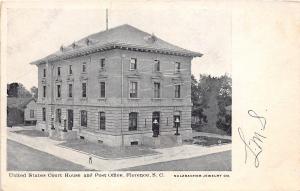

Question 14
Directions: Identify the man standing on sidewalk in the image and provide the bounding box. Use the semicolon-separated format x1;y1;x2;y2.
89;156;92;164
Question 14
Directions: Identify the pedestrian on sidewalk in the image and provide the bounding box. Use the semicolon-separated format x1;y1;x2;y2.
89;156;93;164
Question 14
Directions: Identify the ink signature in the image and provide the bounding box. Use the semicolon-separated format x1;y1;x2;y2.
238;110;267;168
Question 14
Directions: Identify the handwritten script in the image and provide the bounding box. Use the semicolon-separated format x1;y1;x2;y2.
238;110;267;168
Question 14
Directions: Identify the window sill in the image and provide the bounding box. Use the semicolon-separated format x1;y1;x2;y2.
97;98;106;101
128;98;140;100
152;98;162;100
67;98;74;101
56;98;62;101
80;98;88;101
95;129;106;132
173;98;183;100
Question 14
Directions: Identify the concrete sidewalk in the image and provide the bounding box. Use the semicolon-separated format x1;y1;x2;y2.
7;129;231;171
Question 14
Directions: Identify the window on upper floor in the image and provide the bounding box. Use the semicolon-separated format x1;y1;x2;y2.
69;65;73;75
154;82;161;98
130;58;137;70
57;67;61;76
42;108;46;121
154;60;160;72
100;58;105;70
129;81;138;98
99;112;105;130
175;62;181;73
68;84;73;98
82;83;87;98
57;85;61;98
82;62;87;73
43;86;46;98
100;82;105;98
43;68;46;78
175;84;181;98
129;112;138;131
80;110;87;127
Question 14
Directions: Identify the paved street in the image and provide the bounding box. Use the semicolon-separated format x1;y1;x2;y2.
121;151;231;171
7;140;89;171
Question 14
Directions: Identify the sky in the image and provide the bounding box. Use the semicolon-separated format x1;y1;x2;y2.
7;6;231;90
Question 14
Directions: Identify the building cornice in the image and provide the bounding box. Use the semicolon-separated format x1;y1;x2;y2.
30;42;202;65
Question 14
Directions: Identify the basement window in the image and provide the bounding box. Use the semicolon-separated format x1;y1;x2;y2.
80;136;85;140
130;141;138;146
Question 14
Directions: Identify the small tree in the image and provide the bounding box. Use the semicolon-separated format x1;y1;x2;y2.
7;83;19;97
18;83;32;98
216;75;232;135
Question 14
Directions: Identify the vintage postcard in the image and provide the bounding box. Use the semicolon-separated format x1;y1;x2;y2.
1;0;299;191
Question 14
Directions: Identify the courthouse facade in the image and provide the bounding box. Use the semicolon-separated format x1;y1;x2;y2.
31;24;202;146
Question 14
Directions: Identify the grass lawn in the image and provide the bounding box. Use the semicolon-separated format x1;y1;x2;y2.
7;140;89;171
184;136;231;146
59;140;160;159
12;130;48;137
120;150;231;171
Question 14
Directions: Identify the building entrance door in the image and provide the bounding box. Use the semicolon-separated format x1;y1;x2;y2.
68;109;73;130
152;112;160;137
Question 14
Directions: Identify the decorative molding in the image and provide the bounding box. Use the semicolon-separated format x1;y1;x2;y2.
41;78;47;84
66;75;74;82
79;75;88;81
97;74;108;80
55;78;62;83
127;72;141;78
31;42;202;65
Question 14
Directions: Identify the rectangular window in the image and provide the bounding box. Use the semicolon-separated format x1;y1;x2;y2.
175;84;181;98
82;62;86;73
130;58;137;70
175;62;181;73
56;109;61;124
154;82;161;98
80;110;87;127
30;110;34;118
57;67;61;76
129;82;138;98
100;82;105;98
99;112;105;130
68;84;73;98
100;58;105;70
173;115;181;128
69;65;72;75
43;86;46;98
57;85;61;98
42;108;46;121
129;112;138;131
82;83;87;98
154;60;160;72
43;68;46;77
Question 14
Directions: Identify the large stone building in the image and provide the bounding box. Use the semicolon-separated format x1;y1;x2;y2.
31;24;202;146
